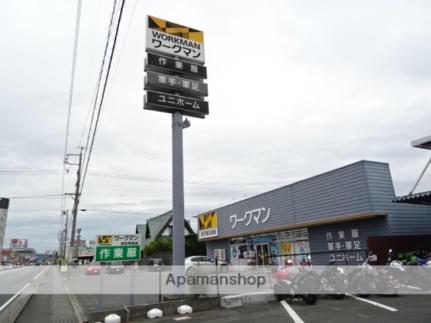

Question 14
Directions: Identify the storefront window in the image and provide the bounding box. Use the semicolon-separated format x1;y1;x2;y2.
228;228;310;266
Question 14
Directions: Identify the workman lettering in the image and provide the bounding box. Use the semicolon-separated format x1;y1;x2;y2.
151;31;201;49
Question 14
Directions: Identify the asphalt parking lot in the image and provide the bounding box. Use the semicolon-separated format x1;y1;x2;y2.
139;295;431;323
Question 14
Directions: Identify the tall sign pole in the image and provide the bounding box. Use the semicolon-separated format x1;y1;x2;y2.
172;111;185;265
144;16;208;266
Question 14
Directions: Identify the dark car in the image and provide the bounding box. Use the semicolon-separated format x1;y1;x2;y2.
106;263;124;274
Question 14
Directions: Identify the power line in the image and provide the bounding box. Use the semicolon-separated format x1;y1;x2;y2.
103;0;138;103
0;168;288;187
81;0;118;154
8;194;65;199
0;170;62;175
80;0;126;196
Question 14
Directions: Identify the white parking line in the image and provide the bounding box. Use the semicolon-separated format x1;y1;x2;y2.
280;300;305;323
346;294;398;312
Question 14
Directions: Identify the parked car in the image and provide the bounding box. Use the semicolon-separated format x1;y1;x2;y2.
185;256;228;275
106;263;124;274
85;263;101;275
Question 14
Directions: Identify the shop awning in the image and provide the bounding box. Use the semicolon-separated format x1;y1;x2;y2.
393;191;431;206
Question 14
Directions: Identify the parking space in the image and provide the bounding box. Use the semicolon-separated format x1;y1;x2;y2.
141;295;431;323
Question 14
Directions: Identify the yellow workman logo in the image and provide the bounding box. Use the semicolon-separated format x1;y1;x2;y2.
148;15;204;43
198;212;217;230
97;235;113;245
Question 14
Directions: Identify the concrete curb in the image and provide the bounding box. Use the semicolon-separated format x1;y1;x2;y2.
64;276;89;323
89;297;220;323
220;292;276;309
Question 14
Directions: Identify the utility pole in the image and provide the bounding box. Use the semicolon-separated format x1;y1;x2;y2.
65;147;83;263
62;210;69;259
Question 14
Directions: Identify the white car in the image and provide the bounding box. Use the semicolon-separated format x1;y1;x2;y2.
185;256;228;275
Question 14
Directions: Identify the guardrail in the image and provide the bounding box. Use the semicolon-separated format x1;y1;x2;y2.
0;272;41;323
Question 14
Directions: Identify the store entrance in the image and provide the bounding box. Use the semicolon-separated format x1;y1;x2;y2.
255;243;270;266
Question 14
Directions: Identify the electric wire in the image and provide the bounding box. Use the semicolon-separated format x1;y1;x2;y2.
9;194;65;199
103;0;138;104
80;0;126;196
81;0;118;156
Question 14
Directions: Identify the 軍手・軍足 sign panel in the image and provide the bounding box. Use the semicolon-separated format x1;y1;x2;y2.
146;15;205;64
145;71;208;97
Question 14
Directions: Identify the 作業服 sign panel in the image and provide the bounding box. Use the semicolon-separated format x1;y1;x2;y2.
145;71;208;97
145;53;207;79
145;90;209;118
96;245;141;262
146;16;205;64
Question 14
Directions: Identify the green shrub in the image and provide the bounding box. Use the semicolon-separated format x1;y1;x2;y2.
144;238;172;255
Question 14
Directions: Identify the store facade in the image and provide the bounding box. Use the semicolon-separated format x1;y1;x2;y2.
197;161;431;265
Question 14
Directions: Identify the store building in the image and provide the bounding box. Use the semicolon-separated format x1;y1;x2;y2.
197;161;431;265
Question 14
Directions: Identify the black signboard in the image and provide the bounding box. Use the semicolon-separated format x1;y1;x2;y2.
145;53;207;79
145;90;209;118
145;71;208;97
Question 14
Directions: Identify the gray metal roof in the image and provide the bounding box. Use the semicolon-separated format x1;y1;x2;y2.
411;135;431;150
393;191;431;205
136;210;195;247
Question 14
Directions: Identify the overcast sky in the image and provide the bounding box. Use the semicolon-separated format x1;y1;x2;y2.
1;0;430;252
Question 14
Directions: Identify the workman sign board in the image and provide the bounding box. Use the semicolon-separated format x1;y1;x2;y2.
146;15;205;64
96;234;141;262
96;234;140;247
198;211;218;239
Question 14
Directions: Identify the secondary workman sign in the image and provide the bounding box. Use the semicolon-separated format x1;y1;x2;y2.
198;211;218;239
146;15;205;64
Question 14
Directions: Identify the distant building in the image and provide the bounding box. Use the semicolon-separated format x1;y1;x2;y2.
0;198;10;253
9;238;28;249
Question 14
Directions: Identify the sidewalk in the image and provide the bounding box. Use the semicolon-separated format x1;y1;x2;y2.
15;267;79;323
